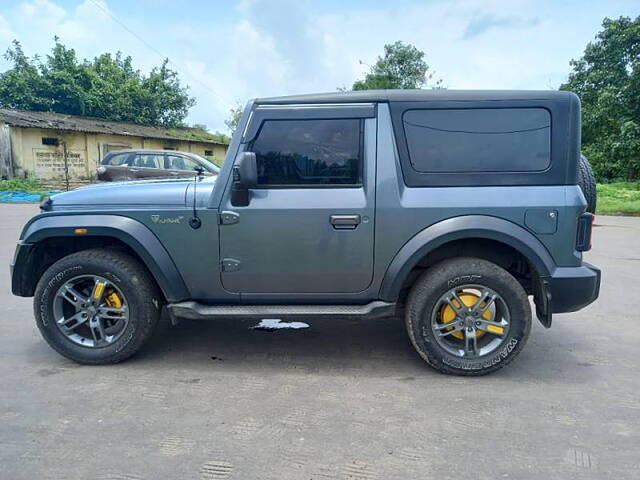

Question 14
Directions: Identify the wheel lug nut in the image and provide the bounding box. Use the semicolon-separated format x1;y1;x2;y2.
475;321;481;326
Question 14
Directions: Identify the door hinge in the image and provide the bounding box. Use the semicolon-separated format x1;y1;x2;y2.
221;258;241;272
220;211;240;225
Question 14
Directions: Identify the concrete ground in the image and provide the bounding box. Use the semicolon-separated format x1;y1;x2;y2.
1;203;638;480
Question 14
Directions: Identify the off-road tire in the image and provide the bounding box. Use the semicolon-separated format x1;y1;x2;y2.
405;257;531;376
578;154;597;214
34;249;162;364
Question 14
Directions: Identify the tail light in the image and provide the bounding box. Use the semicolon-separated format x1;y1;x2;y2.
576;213;594;252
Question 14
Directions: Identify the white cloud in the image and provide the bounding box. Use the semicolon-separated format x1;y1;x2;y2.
0;15;16;45
18;0;66;26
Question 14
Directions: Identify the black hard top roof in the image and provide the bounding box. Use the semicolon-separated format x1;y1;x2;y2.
255;89;577;105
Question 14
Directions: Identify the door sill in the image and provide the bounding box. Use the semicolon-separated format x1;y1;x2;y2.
167;301;396;321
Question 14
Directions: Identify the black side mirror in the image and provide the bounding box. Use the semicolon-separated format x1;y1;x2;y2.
231;152;257;206
234;152;257;188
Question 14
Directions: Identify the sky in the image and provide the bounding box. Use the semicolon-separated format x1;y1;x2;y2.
0;0;638;132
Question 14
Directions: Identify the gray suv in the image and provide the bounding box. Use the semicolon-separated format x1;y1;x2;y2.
11;90;600;375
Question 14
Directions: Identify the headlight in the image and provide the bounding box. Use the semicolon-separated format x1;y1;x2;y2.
97;166;106;174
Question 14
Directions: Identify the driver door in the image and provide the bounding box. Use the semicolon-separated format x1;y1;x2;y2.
219;105;377;295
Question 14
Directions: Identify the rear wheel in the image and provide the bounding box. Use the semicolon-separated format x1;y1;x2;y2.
34;249;162;364
405;257;531;375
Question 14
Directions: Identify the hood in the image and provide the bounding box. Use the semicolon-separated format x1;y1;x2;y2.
47;177;216;209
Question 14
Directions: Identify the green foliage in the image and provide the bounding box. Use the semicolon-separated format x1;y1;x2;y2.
351;41;442;91
225;101;244;133
597;182;640;214
561;16;640;181
166;128;229;144
0;177;42;192
207;131;231;144
0;38;195;127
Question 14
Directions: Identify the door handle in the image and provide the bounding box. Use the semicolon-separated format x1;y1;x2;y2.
330;214;361;229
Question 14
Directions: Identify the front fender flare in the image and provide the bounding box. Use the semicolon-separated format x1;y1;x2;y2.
21;214;190;302
378;215;556;301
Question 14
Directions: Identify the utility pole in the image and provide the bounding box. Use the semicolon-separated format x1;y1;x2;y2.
62;140;70;191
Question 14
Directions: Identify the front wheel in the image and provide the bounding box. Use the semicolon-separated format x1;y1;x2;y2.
34;249;162;364
405;257;531;376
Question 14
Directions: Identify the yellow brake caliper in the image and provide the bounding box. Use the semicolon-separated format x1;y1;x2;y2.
439;292;493;339
105;289;123;309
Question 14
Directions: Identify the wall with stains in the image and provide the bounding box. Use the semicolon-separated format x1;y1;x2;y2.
5;125;227;188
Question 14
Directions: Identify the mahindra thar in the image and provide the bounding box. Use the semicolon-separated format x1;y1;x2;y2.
11;90;601;375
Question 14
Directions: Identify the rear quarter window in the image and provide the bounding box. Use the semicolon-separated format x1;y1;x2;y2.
402;108;551;173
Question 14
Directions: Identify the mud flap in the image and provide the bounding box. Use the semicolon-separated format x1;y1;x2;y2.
534;278;552;328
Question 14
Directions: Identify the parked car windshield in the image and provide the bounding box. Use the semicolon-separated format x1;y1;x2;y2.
190;154;220;174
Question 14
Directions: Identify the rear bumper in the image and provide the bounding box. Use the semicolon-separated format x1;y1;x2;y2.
534;262;600;328
547;262;601;314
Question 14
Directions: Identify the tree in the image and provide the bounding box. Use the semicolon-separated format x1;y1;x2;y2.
561;16;640;181
0;39;195;127
225;101;244;133
351;41;442;91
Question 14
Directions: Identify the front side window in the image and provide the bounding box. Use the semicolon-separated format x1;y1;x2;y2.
251;119;361;186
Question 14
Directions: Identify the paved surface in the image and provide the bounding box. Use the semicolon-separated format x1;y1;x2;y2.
1;203;638;480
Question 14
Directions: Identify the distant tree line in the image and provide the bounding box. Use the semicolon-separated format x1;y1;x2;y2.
561;16;640;182
0;38;194;127
350;25;640;183
2;20;639;182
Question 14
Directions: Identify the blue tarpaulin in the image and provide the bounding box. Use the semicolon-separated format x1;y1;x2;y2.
0;190;61;203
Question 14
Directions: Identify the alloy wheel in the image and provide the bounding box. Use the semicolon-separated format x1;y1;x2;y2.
52;275;129;348
430;284;510;358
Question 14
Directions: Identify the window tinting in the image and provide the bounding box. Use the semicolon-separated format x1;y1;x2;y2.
106;153;129;166
251;119;361;186
403;108;551;173
132;154;163;168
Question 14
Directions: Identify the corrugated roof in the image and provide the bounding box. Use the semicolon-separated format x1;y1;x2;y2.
0;108;228;145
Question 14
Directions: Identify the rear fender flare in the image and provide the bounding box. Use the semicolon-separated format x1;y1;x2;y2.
379;215;556;301
21;214;189;302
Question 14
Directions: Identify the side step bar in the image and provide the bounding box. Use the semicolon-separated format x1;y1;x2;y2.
167;301;397;321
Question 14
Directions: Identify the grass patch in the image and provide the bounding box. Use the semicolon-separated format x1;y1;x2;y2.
0;178;50;201
167;128;230;144
0;177;44;193
597;182;640;215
